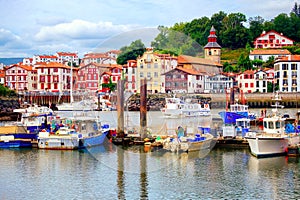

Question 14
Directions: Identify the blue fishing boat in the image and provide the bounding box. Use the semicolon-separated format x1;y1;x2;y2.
0;106;56;148
37;116;110;150
219;103;256;124
14;105;56;133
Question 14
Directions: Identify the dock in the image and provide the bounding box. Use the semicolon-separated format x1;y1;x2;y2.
215;137;249;148
287;145;300;157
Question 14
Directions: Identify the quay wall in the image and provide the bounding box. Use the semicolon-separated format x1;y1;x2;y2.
11;92;300;112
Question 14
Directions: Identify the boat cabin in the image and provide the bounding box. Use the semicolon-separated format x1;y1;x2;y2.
263;117;285;134
230;104;248;112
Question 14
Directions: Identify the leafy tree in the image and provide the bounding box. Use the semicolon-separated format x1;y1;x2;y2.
223;62;237;72
267;82;274;92
210;11;227;45
248;16;265;44
220;13;250;49
289;12;300;42
273;13;293;36
182;17;211;46
237;53;252;71
262;56;275;68
117;39;146;65
151;26;169;50
102;77;116;92
292;2;300;17
0;84;16;97
252;59;264;69
151;25;202;56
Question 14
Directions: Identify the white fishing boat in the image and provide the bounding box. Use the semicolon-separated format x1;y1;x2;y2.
38;127;80;150
162;126;214;152
160;95;210;117
57;99;97;111
245;92;300;158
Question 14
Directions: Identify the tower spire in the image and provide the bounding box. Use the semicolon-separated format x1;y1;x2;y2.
204;26;221;64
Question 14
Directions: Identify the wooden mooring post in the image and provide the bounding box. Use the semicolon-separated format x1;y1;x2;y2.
140;78;147;139
117;80;125;137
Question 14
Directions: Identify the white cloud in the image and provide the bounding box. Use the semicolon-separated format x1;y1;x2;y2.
34;19;138;42
0;29;20;45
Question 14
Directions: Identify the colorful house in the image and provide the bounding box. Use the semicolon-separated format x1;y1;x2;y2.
274;55;300;92
236;70;256;93
34;62;71;92
5;64;33;92
253;30;294;49
163;67;204;93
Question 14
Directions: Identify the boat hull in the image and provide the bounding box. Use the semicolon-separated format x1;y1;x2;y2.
38;136;79;150
186;136;213;152
0;137;33;148
79;131;108;148
246;136;289;158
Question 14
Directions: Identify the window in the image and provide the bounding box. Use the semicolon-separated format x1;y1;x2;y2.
147;72;151;78
291;64;297;70
282;64;288;70
154;72;158;78
147;63;151;68
40;75;45;83
154;63;158;68
140;72;144;78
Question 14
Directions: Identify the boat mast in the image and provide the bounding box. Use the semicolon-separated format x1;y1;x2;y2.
70;61;73;104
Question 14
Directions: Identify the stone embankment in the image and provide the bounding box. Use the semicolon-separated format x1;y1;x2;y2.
0;98;21;121
125;92;300;111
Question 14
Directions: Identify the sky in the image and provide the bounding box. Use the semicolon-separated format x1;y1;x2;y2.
0;0;297;58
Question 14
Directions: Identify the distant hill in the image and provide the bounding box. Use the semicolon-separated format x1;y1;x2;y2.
0;58;23;65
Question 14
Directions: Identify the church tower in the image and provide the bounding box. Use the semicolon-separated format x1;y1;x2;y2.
204;26;221;64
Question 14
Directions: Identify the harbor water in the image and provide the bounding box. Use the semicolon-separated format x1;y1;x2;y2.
0;109;300;199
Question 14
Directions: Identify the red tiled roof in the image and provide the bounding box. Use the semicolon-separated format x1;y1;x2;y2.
35;62;70;69
276;55;300;62
250;49;291;55
38;55;58;59
56;52;78;57
178;55;222;67
256;30;294;42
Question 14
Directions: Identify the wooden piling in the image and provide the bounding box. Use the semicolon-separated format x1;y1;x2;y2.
117;79;125;137
140;78;147;139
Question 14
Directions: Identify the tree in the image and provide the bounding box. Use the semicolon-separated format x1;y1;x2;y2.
220;13;250;49
151;25;202;56
182;17;211;46
102;77;116;92
262;56;275;68
252;59;264;69
117;39;146;65
237;53;252;71
210;11;227;39
223;62;237;72
273;13;293;36
248;16;265;44
292;2;300;17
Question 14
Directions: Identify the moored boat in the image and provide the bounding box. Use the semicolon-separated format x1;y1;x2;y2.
161;95;210;117
37;116;110;150
245;91;300;158
162;126;214;152
0;125;36;148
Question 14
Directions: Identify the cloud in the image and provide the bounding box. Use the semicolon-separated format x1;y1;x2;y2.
0;29;20;45
34;19;138;42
